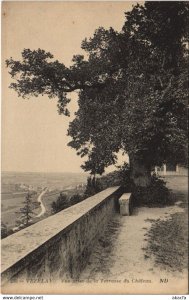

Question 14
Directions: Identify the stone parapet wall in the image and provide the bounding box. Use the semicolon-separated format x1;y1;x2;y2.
1;186;122;285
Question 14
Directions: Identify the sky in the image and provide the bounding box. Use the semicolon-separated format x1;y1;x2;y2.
2;1;134;173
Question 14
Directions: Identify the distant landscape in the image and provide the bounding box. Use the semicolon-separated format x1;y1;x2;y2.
1;171;88;231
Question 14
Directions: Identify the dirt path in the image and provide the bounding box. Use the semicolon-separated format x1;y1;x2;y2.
35;188;48;218
79;176;188;293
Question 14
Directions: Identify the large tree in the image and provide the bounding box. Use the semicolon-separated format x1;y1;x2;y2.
6;2;188;187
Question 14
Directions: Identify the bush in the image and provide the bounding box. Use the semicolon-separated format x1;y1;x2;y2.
69;194;84;205
1;222;8;239
84;176;102;198
132;174;172;207
1;222;14;239
117;163;134;192
83;165;172;207
98;163;133;191
51;192;85;213
51;192;69;213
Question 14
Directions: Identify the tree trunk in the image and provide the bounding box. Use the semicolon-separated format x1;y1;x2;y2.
129;155;151;187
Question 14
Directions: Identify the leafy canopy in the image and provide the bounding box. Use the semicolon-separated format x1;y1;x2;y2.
6;2;188;175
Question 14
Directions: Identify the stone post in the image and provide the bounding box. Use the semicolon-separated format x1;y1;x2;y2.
119;193;132;216
163;164;167;176
155;166;158;174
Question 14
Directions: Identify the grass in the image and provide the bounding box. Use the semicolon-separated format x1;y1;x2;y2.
81;217;121;278
145;212;188;272
144;179;188;273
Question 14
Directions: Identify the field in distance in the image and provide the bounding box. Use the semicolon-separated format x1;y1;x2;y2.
1;171;88;231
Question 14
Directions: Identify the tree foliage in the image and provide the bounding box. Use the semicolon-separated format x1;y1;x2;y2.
51;192;69;213
15;192;35;227
69;193;84;205
51;192;84;213
98;163;133;191
84;176;102;198
6;2;188;186
1;222;14;239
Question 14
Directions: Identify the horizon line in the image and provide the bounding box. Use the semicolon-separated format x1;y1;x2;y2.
1;170;87;174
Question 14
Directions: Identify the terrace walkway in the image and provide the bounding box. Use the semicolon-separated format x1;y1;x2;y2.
79;176;188;294
1;178;187;294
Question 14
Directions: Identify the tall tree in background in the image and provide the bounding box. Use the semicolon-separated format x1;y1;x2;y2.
84;176;102;198
15;192;34;227
6;2;188;188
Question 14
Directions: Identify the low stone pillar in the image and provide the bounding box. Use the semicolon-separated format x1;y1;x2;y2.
155;166;158;175
163;164;167;176
119;193;132;216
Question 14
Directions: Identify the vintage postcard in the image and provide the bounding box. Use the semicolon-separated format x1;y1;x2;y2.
1;1;188;295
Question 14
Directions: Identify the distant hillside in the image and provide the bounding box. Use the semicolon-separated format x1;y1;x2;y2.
1;171;88;190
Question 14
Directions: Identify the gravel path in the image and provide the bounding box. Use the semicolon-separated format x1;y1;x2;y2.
79;176;188;294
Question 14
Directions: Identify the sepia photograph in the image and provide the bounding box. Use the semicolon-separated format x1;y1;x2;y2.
1;1;188;295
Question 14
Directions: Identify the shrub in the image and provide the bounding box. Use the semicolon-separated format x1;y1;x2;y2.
69;193;84;205
98;163;133;191
1;222;14;239
51;192;69;213
51;192;85;213
1;222;8;239
84;176;102;198
132;174;172;207
83;165;172;207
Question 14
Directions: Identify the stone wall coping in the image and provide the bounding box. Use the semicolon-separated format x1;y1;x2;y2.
119;193;131;201
1;186;120;274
